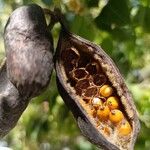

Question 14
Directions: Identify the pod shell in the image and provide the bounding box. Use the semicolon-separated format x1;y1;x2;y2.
4;4;53;98
55;29;140;150
0;60;29;138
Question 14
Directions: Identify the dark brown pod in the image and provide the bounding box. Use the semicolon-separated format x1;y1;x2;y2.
0;59;29;138
55;28;140;150
4;4;53;98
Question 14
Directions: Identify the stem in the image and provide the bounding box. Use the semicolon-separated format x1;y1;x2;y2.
43;8;57;30
43;8;68;32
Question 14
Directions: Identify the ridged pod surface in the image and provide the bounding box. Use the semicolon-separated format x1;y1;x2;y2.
4;4;53;98
55;28;140;150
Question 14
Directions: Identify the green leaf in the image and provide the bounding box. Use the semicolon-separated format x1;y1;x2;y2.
95;0;130;31
101;36;113;55
86;0;99;8
41;0;52;5
69;15;96;41
110;26;134;41
134;6;150;32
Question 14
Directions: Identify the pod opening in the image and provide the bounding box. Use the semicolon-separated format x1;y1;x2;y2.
60;45;133;150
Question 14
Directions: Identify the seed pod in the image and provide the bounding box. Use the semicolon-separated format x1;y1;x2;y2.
4;4;53;98
55;28;140;150
0;59;29;138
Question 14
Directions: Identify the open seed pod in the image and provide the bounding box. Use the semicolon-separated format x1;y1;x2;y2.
0;59;29;138
4;4;53;99
55;28;140;150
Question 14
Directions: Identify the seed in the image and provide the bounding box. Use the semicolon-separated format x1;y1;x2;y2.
92;97;103;109
109;109;124;124
106;96;119;110
97;105;110;120
99;85;113;97
118;120;132;136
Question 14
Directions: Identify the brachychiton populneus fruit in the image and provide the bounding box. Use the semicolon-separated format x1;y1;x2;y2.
0;59;29;138
4;4;53;98
55;28;140;150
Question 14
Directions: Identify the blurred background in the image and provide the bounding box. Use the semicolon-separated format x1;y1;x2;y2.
0;0;150;150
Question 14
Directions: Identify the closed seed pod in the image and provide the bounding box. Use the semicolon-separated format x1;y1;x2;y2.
0;59;29;138
55;27;140;150
4;4;53;98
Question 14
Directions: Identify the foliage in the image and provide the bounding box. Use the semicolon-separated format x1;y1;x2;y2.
0;0;150;150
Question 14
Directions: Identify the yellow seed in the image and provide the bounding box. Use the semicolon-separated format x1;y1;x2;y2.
92;97;103;109
97;105;110;120
118;120;132;136
106;96;119;110
109;109;124;124
99;85;113;97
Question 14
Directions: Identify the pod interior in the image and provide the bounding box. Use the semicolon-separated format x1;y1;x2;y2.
56;30;140;150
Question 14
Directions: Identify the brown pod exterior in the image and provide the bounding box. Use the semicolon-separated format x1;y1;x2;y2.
55;29;140;150
0;59;29;138
4;4;53;98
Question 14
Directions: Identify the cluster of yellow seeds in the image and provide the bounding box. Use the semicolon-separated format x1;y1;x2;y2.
89;84;132;136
